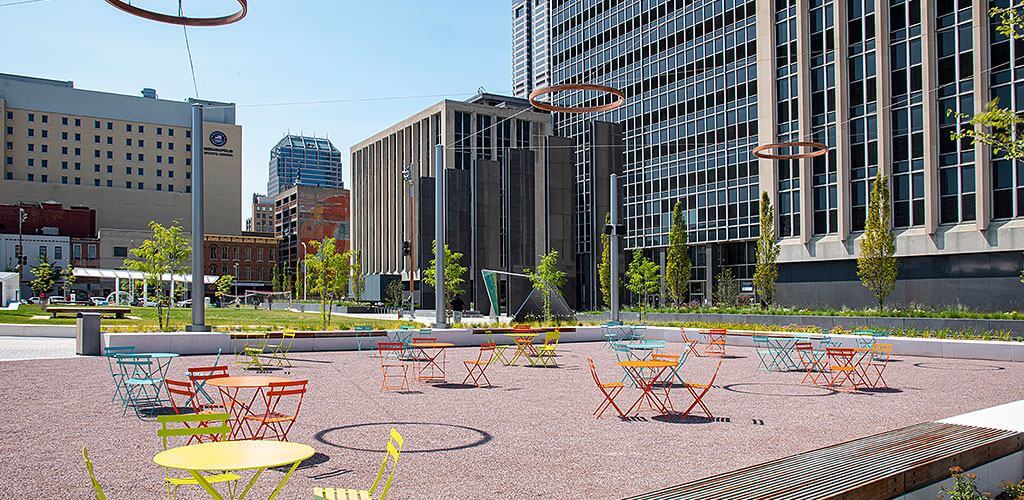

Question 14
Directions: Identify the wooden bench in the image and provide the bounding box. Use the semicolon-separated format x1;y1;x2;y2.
627;422;1023;499
44;306;131;319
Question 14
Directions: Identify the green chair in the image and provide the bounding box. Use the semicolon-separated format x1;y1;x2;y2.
267;331;297;368
82;447;107;500
314;428;404;500
529;330;561;367
156;413;241;499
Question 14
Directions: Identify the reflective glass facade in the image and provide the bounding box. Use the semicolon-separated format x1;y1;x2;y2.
268;135;343;196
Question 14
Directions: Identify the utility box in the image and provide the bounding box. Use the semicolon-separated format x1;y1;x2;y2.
76;312;102;356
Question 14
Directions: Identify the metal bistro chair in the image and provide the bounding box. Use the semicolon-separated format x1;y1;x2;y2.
354;325;375;352
314;428;404;500
267;331;297;367
116;354;165;419
156;413;240;498
103;345;136;406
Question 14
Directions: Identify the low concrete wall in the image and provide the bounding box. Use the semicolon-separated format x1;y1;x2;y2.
267;303;377;314
580;312;1024;338
0;323;76;339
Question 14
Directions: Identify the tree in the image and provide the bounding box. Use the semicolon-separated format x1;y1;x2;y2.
599;212;612;308
422;243;467;321
383;280;404;309
61;264;77;297
271;264;282;293
305;238;346;329
665;201;691;308
714;268;740;307
857;171;898;310
30;256;58;298
624;250;659;323
215;274;235;306
123;221;191;331
346;250;364;301
753;192;781;308
525;249;568;322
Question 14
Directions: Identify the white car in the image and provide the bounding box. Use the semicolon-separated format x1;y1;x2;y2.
90;297;110;306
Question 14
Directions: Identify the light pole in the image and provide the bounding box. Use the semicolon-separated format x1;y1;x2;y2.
187;102;209;331
233;261;239;300
299;240;307;301
16;207;26;301
402;163;415;315
609;174;621;323
434;143;446;328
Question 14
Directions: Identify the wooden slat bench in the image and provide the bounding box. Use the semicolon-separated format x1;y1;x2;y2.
626;422;1023;500
44;306;131;319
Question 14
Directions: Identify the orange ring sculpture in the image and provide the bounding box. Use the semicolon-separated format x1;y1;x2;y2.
104;0;247;26
752;141;829;160
528;84;626;113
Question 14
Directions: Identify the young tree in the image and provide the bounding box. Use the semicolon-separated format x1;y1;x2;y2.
714;268;740;307
383;280;404;309
422;243;467;321
271;264;282;293
30;256;58;299
525;249;568;322
857;171;898;310
753;192;781;308
215;274;235;306
305;238;346;329
624;250;660;323
61;264;77;297
664;201;691;308
346;250;364;301
599;212;612;308
123;221;191;331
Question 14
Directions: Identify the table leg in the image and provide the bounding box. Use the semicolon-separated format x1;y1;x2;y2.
268;460;302;499
187;470;225;500
238;466;266;499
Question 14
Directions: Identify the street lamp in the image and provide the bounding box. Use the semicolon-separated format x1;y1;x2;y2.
16;207;26;301
401;163;415;316
299;240;307;302
233;261;239;301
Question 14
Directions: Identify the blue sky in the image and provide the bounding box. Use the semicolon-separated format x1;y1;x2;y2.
2;0;512;227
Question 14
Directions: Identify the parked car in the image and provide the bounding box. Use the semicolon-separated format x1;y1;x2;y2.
175;299;192;308
47;296;68;305
24;297;41;305
135;297;158;307
90;297;110;306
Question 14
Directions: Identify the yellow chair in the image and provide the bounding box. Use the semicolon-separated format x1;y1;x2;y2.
267;331;297;368
529;330;561;367
82;447;107;500
157;413;241;499
314;428;404;500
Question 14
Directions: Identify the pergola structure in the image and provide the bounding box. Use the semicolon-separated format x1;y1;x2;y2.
72;268;219;305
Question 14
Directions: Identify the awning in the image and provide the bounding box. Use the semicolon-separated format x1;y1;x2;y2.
73;267;220;284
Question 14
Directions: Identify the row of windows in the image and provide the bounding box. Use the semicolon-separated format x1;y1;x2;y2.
208;245;276;261
5;110;190;138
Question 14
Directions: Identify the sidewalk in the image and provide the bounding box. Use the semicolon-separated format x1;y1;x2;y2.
0;336;77;361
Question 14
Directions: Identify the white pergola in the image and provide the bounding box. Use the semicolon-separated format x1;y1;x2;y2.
72;268;220;305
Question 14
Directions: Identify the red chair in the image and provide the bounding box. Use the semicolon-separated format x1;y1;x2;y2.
377;342;410;391
826;347;863;390
680;359;722;419
165;378;200;415
463;343;495;387
245;379;307;441
795;341;827;385
187;365;229;411
586;357;625;419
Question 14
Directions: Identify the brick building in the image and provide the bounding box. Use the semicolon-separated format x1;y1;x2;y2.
203;232;279;291
274;185;350;273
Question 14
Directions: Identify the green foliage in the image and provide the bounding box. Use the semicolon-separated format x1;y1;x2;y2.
624;250;660;323
992;1;1024;41
383;279;404;309
998;479;1024;500
753;192;780;307
713;268;740;307
857;172;898;310
30;256;58;298
599;212;612;308
305;238;348;329
60;263;76;296
347;250;364;301
423;243;467;321
525;249;568;322
215;275;235;305
122;221;191;331
949;98;1024;161
941;467;987;500
665;201;691;307
272;264;283;293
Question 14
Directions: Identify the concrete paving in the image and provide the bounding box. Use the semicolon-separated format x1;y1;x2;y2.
0;335;77;361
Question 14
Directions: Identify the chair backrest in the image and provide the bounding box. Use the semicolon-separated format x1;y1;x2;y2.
354;325;373;331
115;353;156;378
818;334;835;348
586;357;605;386
610;342;632;362
103;345;135;357
377;341;405;361
826;347;857;364
266;379;308;419
680;330;698;343
543;330;561;345
156;413;231;448
82;447;107;500
411;337;437;344
369;428;404;498
651;353;680;365
187;365;229;385
164;378;197;414
794;341;813;351
512;324;532;332
399;325;416;330
707;328;727;335
605;321;623;326
475;343;496;364
871;343;893;362
706;359;723;387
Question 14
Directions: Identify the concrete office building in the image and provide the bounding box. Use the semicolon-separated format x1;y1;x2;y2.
512;0;551;99
351;93;580;312
0;73;242;234
527;0;1024;311
248;193;274;233
267;135;343;197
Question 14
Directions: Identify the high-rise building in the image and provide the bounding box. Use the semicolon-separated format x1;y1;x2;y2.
0;73;242;234
273;185;350;274
512;0;550;99
535;0;1024;311
267;135;343;196
249;193;274;234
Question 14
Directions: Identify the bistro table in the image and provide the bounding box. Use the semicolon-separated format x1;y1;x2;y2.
137;352;178;400
624;341;665;361
153;440;315;500
410;342;455;382
503;332;540;366
825;347;872;390
209;376;291;440
764;336;800;371
617;360;677;416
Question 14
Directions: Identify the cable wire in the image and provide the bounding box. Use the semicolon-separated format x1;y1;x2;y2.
179;0;200;98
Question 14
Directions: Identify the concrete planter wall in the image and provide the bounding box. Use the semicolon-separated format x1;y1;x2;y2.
579;312;1024;339
267;303;377;314
0;323;76;339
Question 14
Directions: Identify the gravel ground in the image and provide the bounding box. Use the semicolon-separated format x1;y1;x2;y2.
0;342;1021;499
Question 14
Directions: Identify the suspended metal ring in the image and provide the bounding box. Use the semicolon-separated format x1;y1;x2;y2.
104;0;248;26
752;142;828;160
528;84;626;113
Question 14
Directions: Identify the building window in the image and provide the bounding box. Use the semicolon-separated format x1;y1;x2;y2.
113;246;128;258
73;244;82;259
39;246;47;259
891;0;925;228
54;246;62;260
936;0;975;224
221;247;228;259
210;245;218;259
454;111;472;170
777;0;801;237
87;245;97;259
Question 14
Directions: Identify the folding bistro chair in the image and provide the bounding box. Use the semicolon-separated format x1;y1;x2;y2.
116;354;165;418
586;357;626;419
610;341;636;386
529;330;561;367
865;343;892;388
241;335;270;372
266;331;296;367
753;335;787;371
826;347;863;390
104;345;136;405
462;343;496;387
187;364;229;408
680;359;722;419
484;330;511;365
82;447;108;500
235;333;268;365
156;413;240;498
165;378;202;415
314;428;404;500
244;379;308;441
377;342;410;391
795;341;828;385
705;329;727;358
354;325;375;352
679;329;703;358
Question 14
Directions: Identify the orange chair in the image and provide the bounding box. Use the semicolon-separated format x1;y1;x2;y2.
186;365;229;411
795;341;827;385
680;329;703;357
680;359;722;419
462;343;496;387
826;347;863;390
705;329;727;358
377;342;410;391
245;379;307;441
866;343;892;388
586;357;626;419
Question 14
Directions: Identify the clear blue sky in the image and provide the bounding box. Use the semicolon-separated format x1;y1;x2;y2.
2;0;512;227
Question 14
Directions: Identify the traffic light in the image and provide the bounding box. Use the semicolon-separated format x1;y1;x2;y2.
402;240;411;256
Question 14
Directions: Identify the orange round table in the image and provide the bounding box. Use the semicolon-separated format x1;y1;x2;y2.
209;376;292;440
617;360;676;415
410;342;455;383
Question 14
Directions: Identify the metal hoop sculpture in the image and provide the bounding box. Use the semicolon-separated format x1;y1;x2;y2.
104;0;247;26
528;84;626;113
752;142;829;160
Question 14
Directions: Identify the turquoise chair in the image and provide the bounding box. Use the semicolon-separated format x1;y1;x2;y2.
115;354;165;419
354;325;375;352
104;345;136;405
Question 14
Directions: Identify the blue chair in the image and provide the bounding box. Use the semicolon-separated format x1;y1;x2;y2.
626;325;648;342
353;325;375;352
602;322;625;349
115;354;165;419
610;342;636;386
752;335;776;371
104;345;136;405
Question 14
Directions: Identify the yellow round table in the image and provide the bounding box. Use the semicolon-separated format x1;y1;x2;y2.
153;440;315;499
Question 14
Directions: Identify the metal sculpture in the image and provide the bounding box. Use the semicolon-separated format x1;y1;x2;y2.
104;0;247;26
528;84;626;113
752;141;829;160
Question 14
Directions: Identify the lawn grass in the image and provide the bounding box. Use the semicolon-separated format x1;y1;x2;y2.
0;304;415;332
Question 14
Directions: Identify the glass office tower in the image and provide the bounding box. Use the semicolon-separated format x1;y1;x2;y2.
268;135;343;196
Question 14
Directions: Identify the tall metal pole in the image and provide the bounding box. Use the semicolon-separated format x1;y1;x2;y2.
434;143;446;328
610;173;621;323
17;208;24;301
188;103;209;331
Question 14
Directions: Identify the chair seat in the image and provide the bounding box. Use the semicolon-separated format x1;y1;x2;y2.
537;346;557;352
125;377;163;385
243;411;295;424
313;487;371;500
464;360;487;366
381;362;407;368
684;382;709;389
166;472;241;486
600;382;624;389
830;365;856;372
